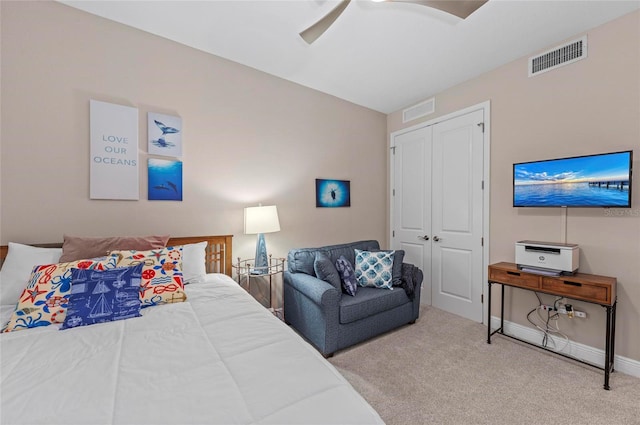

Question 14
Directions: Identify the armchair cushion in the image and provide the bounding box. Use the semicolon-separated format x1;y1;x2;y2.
339;286;409;324
287;249;318;276
313;252;341;291
288;240;380;276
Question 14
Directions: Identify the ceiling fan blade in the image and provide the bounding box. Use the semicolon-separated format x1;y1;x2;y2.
300;0;351;44
388;0;488;19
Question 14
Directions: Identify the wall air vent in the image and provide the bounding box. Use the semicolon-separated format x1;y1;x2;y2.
402;97;435;123
529;36;587;77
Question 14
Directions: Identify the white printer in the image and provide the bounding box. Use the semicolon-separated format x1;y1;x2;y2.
515;240;579;275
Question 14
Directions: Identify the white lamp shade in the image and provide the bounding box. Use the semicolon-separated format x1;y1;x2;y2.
244;205;280;235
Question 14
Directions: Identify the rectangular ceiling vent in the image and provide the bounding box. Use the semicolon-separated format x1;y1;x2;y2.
529;36;587;77
403;97;435;123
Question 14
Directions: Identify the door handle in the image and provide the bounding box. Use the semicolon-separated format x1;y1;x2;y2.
433;236;441;242
418;235;430;241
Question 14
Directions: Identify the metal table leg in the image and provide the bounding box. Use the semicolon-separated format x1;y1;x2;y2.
500;284;505;335
610;300;617;372
487;281;492;343
604;304;612;390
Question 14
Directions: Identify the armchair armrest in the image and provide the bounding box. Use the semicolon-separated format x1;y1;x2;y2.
284;272;340;307
284;271;341;356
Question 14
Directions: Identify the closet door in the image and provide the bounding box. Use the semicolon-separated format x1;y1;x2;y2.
392;126;432;305
392;109;485;321
431;109;484;322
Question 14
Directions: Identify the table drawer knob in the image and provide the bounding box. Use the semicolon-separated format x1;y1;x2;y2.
563;280;582;287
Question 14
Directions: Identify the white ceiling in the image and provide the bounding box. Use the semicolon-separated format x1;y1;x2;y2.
60;0;640;114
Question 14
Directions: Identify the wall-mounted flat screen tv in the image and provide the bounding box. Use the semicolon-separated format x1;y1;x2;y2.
513;150;633;208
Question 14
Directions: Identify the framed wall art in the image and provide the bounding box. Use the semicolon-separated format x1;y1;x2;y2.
316;179;350;208
89;99;139;200
148;112;182;158
148;158;183;201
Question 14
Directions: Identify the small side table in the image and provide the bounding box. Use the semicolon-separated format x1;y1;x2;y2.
233;255;286;320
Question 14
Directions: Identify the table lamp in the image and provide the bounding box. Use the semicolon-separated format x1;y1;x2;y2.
244;205;280;274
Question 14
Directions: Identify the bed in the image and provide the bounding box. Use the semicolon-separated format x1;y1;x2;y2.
0;235;383;425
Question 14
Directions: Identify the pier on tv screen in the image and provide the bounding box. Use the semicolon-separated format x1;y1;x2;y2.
513;150;633;208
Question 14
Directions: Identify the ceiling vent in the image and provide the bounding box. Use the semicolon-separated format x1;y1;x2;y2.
529;36;587;77
403;97;435;123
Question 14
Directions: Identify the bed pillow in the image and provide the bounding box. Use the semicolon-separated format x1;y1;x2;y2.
108;246;186;307
59;234;170;262
2;258;108;332
335;255;358;297
181;241;207;284
354;249;394;290
0;243;63;306
60;264;144;330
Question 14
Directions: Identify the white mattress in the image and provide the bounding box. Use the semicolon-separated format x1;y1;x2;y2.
1;274;383;425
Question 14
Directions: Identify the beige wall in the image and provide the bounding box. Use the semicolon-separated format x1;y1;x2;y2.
388;11;640;362
2;1;638;362
0;0;387;270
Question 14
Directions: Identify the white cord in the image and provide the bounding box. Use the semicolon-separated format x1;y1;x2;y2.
551;316;570;352
528;295;571;352
538;309;570;352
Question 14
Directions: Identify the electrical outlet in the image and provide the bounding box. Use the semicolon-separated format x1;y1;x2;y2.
540;304;556;311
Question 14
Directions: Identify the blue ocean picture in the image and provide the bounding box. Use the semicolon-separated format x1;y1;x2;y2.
316;179;350;207
514;151;631;207
148;158;183;201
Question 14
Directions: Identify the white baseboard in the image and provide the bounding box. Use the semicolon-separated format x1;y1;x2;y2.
490;316;640;378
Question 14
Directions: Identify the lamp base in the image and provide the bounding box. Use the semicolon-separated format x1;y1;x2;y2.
252;233;269;275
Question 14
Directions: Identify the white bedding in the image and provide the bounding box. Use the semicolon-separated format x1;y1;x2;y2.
1;274;383;425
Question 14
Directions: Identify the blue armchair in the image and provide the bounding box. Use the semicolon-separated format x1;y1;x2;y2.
283;240;422;357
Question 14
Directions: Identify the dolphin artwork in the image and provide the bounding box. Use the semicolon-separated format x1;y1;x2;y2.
147;157;182;202
166;180;178;194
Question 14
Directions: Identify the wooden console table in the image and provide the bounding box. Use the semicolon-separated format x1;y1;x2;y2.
487;262;617;390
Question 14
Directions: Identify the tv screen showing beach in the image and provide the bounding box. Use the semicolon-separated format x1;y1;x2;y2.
513;151;632;207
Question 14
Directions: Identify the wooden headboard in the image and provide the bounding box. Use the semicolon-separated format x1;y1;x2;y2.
0;235;233;277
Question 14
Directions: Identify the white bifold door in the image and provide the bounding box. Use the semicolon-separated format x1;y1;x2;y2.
392;109;484;322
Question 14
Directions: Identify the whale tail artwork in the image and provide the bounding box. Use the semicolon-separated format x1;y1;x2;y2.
149;117;180;154
154;120;179;136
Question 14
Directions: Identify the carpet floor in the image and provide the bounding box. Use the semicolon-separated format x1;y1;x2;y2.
328;306;640;425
